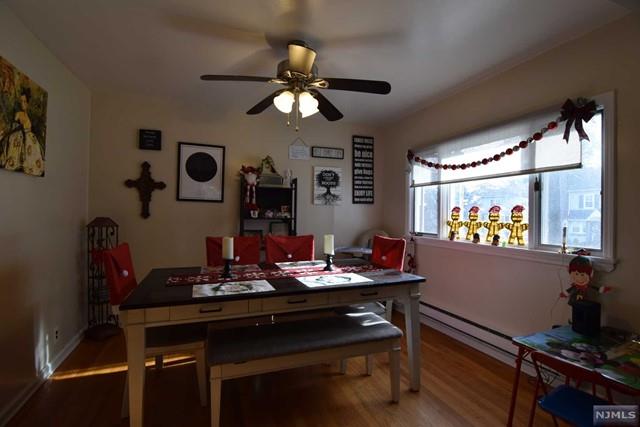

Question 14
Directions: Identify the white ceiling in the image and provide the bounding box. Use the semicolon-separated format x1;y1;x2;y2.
6;0;629;125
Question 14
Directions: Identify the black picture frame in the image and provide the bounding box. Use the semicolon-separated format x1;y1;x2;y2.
138;129;162;150
352;135;374;204
312;146;344;159
177;142;225;203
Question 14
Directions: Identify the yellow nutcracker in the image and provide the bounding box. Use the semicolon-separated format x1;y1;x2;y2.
446;206;463;239
504;205;528;245
463;206;482;240
483;205;503;243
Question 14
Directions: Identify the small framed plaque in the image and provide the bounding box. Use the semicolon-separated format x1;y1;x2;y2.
139;129;162;150
312;146;344;160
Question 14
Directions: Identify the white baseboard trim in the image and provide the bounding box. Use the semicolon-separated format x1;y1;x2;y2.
397;303;537;378
0;328;84;426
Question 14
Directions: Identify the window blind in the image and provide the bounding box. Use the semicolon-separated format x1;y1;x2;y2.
410;108;602;187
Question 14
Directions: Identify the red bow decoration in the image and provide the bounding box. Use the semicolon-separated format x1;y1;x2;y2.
560;98;597;143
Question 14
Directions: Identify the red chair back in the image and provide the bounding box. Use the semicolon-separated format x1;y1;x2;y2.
103;243;138;306
371;235;406;271
206;236;261;266
265;235;315;263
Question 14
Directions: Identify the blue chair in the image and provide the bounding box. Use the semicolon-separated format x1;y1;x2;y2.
529;351;616;427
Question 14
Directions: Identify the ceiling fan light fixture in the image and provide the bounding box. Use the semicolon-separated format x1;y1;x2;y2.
298;91;319;118
273;90;294;113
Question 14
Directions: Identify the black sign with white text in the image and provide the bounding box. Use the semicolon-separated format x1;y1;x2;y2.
352;135;374;204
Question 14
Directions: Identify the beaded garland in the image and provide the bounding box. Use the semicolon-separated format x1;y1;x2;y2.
407;97;594;171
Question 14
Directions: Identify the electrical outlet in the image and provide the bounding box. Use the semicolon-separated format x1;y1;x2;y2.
55;329;59;341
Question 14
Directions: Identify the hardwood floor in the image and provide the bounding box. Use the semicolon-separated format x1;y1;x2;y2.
8;314;556;427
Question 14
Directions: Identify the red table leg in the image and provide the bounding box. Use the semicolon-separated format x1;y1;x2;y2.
507;346;530;426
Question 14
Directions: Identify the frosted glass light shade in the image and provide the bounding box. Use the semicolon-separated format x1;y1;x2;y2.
273;91;294;113
298;91;319;118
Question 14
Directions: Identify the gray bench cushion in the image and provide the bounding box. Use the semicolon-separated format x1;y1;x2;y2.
207;313;402;365
146;323;206;348
334;302;387;316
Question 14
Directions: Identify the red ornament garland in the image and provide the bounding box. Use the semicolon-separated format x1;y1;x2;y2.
408;98;596;171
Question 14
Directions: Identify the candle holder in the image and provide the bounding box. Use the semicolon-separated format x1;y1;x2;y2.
323;254;335;271
221;259;232;279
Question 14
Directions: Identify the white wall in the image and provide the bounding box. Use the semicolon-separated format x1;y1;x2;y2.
89;91;383;276
0;5;91;423
380;14;640;335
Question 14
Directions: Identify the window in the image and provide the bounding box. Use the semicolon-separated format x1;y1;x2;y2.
410;93;612;258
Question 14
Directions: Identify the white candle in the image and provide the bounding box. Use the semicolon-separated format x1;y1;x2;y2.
222;237;234;260
324;234;335;255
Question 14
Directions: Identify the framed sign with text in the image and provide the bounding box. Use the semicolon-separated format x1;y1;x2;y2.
352;135;374;204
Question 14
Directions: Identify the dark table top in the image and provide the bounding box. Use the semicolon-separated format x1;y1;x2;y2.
120;259;425;311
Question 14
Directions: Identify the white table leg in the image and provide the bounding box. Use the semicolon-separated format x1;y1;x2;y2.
404;284;421;391
124;321;146;427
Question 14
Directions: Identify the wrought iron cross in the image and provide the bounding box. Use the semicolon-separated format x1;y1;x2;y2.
125;162;166;219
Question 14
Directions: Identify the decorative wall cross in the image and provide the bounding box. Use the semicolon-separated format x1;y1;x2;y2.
125;161;166;219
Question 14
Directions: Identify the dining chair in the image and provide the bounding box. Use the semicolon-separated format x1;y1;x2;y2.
102;243;207;417
206;235;261;266
529;350;622;427
265;234;315;263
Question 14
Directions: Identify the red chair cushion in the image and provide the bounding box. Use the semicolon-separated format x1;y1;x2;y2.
265;235;315;263
103;243;138;306
206;236;261;267
371;235;406;271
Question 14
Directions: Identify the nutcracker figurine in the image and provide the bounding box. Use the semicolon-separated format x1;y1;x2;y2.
446;207;463;240
463;206;482;240
504;205;528;245
483;205;503;243
240;165;260;208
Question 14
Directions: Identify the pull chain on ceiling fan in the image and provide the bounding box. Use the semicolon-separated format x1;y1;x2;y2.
200;40;391;130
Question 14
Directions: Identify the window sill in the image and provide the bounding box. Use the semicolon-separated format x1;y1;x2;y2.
410;235;616;272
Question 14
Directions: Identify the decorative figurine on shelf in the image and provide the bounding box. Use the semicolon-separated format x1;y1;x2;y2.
505;205;529;246
258;155;284;186
472;233;480;244
560;256;612;306
463;206;482;240
491;234;500;246
483;205;503;243
446;207;463;240
240;165;260;209
258;155;277;175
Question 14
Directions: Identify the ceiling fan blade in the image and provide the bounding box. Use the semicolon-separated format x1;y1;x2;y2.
322;78;391;95
288;41;316;75
201;75;273;82
246;90;283;115
311;90;343;121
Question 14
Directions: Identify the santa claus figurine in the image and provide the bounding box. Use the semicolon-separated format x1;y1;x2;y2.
240;166;260;209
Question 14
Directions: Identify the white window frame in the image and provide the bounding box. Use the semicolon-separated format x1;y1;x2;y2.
406;92;616;271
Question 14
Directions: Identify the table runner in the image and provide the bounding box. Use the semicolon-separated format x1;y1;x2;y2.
166;264;385;286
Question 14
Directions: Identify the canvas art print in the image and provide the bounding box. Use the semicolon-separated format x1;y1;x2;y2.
313;166;343;205
0;55;48;177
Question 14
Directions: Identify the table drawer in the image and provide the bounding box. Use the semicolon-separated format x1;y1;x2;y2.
262;293;329;312
170;300;249;321
332;287;397;305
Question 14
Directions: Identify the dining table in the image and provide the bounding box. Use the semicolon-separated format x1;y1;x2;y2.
119;258;426;427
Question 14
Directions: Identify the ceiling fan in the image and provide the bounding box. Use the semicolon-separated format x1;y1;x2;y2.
200;40;391;130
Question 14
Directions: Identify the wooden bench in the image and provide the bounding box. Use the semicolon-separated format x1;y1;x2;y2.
206;312;403;427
